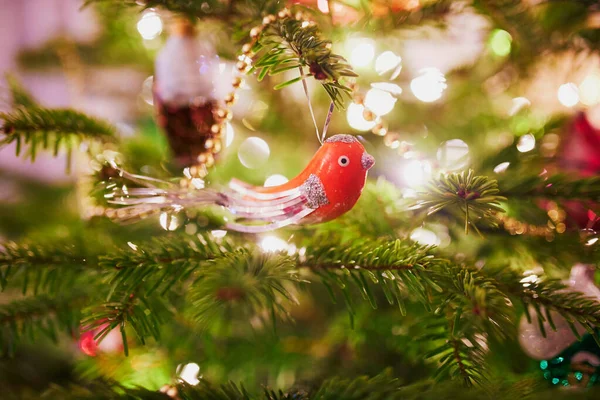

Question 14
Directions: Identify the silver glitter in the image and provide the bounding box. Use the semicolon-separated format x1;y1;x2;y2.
300;174;329;209
361;152;375;170
325;134;358;144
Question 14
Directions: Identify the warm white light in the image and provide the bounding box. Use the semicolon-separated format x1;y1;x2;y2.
517;134;535;153
347;102;376;131
137;11;163;40
586;237;599;246
557;83;579;107
580;74;600;106
493;162;510;174
159;212;180;231
375;51;402;76
264;174;288;187
349;39;375;68
260;236;289;253
211;230;227;239
238;137;270;168
403;160;432;188
371;82;402;96
436;139;469;170
519;274;539;288
509;97;531;116
317;0;330;13
178;363;201;385
364;88;396;116
410;68;447;102
225;122;235;147
141;76;154;105
410;227;440;246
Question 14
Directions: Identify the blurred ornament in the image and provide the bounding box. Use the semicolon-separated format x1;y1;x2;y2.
108;135;375;232
519;264;600;387
153;19;231;175
78;324;123;357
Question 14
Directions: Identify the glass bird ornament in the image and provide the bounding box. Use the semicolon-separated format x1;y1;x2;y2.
106;135;375;232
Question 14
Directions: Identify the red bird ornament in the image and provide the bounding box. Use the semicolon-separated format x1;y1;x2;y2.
108;134;375;233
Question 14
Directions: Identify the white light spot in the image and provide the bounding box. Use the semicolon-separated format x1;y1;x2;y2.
191;178;204;189
410;68;447;103
557;83;579;107
225;122;235;147
436;139;469;170
211;230;227;239
347;102;376;131
509;97;531;116
260;236;289;253
371;82;403;96
403;160;432;188
264;174;288;187
580;74;600;106
364;88;396;116
493;162;510;174
127;242;138;251
141;76;154;105
159;212;180;231
410;227;440;246
238;137;270;168
348;39;375;68
520;274;539;287
317;0;330;13
137;11;163;40
375;51;402;76
178;363;201;385
586;237;599;246
517;134;535;153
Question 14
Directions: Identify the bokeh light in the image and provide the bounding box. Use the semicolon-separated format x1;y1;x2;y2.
410;227;440;246
364;88;396;116
436;139;470;170
375;51;402;76
348;38;375;68
178;363;200;385
137;11;163;40
225;122;235;147
489;29;512;57
403;159;432;188
517;134;535;153
410;68;447;102
509;97;531;116
140;76;154;105
238;137;270;168
264;174;288;187
493;162;510;174
347;102;376;131
579;74;600;106
371;82;403;96
557;83;579;107
260;236;289;253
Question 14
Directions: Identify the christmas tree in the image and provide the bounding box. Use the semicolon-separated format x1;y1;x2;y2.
2;0;600;398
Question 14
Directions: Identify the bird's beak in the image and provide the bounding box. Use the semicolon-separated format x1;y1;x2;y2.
361;152;375;170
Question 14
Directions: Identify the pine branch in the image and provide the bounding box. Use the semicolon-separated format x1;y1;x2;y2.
0;240;93;294
253;16;357;108
501;174;600;201
413;170;506;234
82;290;171;356
493;268;600;343
0;292;86;356
0;107;116;167
5;74;38;108
186;249;302;328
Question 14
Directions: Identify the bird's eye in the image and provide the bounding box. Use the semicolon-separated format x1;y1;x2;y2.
338;156;350;167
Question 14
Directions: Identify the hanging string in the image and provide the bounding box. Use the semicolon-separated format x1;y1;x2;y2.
298;67;335;144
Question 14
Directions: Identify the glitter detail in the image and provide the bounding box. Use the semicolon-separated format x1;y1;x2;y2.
300;174;329;209
361;152;375;170
325;134;358;144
